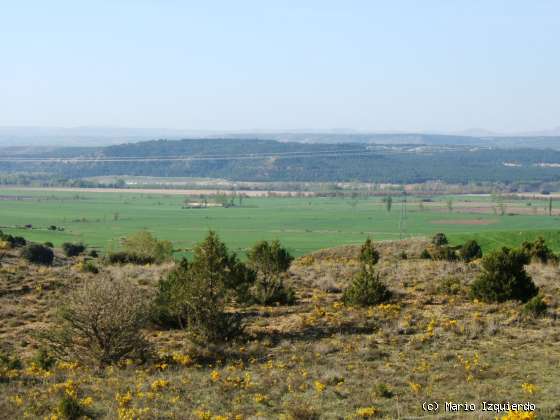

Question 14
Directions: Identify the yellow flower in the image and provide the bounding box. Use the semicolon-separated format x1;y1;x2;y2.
11;395;24;406
80;396;93;407
194;409;212;420
499;411;536;420
116;390;133;408
409;382;422;394
355;406;378;418
254;393;267;404
150;379;170;392
521;382;537;395
210;370;221;382
314;380;326;393
172;352;193;366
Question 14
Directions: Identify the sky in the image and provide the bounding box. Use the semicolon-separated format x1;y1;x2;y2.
1;1;559;133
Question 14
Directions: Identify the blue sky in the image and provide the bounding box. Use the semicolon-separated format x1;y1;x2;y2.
1;1;559;132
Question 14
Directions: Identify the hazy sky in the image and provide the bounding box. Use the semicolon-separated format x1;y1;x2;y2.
1;1;559;132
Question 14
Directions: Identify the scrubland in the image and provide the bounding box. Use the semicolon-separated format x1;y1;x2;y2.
0;238;558;419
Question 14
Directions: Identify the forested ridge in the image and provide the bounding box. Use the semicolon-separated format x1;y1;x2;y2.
3;138;560;184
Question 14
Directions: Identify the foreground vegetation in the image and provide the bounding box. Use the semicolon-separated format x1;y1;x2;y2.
0;231;558;419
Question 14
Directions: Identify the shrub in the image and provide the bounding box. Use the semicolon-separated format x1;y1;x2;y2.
359;237;380;267
41;276;150;367
430;246;458;261
80;260;99;274
251;276;296;305
32;348;56;370
62;242;86;257
151;259;190;328
123;231;173;263
523;295;548;317
106;251;155;265
0;230;26;248
470;247;538;303
432;232;448;246
57;394;86;420
247;240;295;305
343;267;392;306
153;232;250;342
21;243;54;265
460;240;482;262
420;249;431;259
89;250;99;258
521;237;557;264
44;241;54;248
374;383;394;398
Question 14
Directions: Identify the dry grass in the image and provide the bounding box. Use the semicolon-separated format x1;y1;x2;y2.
0;239;558;419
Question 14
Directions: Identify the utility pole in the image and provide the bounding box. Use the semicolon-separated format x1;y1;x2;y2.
399;194;407;239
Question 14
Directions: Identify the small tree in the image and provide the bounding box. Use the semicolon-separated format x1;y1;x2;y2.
446;199;453;212
343;267;391;306
384;196;392;212
432;232;448;246
123;231;173;263
470;247;538;303
460;240;482;262
62;242;86;257
21;244;54;265
153;232;252;342
41;277;150;367
359;238;380;268
247;240;295;305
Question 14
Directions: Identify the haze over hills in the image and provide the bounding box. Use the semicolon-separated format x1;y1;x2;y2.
2;126;560;148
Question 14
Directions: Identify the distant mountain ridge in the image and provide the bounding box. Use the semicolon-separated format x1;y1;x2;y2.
1;126;560;149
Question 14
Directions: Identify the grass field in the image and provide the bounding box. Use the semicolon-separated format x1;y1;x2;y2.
1;188;560;256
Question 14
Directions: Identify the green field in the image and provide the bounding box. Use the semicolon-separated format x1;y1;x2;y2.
1;188;560;256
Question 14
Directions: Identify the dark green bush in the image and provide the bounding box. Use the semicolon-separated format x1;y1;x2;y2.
44;241;54;248
57;394;86;420
359;237;380;267
62;242;86;257
432;232;448;246
251;276;296;305
106;251;155;265
153;232;250;342
0;230;26;248
460;240;482;262
521;237;557;264
343;267;392;306
247;240;295;305
470;247;538;303
21;244;54;265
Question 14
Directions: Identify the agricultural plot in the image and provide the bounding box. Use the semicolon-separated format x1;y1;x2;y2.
1;188;560;257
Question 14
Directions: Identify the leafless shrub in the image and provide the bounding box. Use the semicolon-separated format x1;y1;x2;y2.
40;276;151;367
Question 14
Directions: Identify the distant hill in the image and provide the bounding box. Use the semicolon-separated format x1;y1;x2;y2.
2;126;560;149
3;138;560;185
